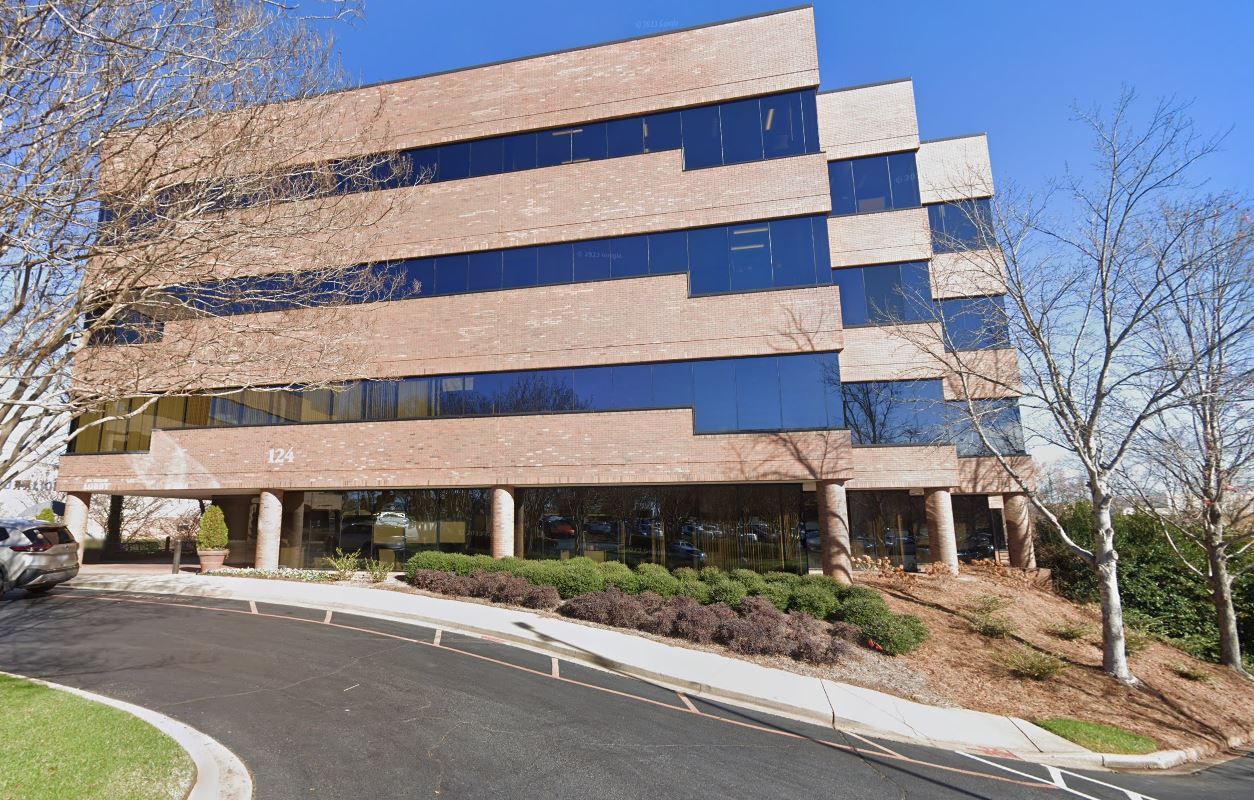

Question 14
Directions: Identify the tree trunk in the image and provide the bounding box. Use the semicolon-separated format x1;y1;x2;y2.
1205;529;1248;676
1093;498;1136;683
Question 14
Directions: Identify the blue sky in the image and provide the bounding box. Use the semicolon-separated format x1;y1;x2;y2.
325;0;1252;198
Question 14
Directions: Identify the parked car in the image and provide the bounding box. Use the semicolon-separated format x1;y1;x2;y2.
0;519;79;595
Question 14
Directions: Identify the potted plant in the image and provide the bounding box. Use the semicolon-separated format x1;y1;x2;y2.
196;505;230;573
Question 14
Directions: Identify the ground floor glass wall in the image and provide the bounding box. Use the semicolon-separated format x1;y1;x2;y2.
841;490;1006;572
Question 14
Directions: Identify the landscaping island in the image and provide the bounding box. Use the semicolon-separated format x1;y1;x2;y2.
0;674;194;800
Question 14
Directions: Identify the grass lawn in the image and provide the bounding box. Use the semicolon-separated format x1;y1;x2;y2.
0;674;194;800
1035;717;1159;754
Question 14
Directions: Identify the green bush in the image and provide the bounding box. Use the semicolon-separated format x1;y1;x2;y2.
635;563;681;598
698;566;724;581
35;508;57;523
729;568;767;594
405;550;459;576
599;561;641;594
519;557;605;599
705;575;747;608
327;548;360;580
997;647;1068;681
676;576;713;603
789;584;839;620
762;571;803;588
837;594;928;656
756;582;793;612
197;505;229;550
672;567;700;581
798;573;853;601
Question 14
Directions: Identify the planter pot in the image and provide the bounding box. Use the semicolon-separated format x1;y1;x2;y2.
198;549;229;573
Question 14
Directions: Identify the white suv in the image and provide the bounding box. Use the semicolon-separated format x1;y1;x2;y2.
0;519;80;595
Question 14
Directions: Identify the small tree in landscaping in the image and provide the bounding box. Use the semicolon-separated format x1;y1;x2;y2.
197;505;229;551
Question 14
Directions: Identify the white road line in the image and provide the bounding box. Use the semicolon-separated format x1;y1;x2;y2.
343;683;359;692
550;657;560;678
248;600;257;614
676;693;699;713
1055;767;1155;800
322;609;332;624
957;752;1105;800
847;731;904;758
1046;766;1069;787
432;629;442;647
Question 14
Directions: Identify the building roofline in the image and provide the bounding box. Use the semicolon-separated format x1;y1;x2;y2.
322;5;815;99
919;133;989;144
817;77;912;95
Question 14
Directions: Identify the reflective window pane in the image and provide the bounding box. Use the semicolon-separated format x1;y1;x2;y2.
886;152;920;208
651;361;694;408
537;242;573;285
778;354;828;429
828;161;856;215
610;235;649;279
719;98;764;165
573;238;614;282
832;267;868;325
397;378;432;418
812;217;831;282
606;118;645;158
687;226;729;295
768;217;816;288
851;156;892;213
647;231;688;274
898;261;935;321
800;90;820;153
864;263;905;323
469;138;504;177
643;111;682;152
537;129;572;168
437;142;471;181
331;384;364;422
692;360;736;433
364;380;399;420
681;105;723;169
400;258;435;299
466;251;503;292
434;254;469;295
728;223;772;291
612;364;653;408
572;366;614;410
941;296;1009;350
760;92;805;158
502;133;537;171
501;247;538;289
735;357;783;431
571;123;608;162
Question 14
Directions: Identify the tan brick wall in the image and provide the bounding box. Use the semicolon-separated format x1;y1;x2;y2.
107;7;820;183
56;410;855;494
839;325;943;383
84;278;844;390
847;446;959;489
929;250;1007;299
957;455;1036;493
816;81;919;160
827;207;931;269
916;135;994;204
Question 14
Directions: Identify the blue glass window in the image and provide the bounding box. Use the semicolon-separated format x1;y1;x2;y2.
610;235;649;279
940;296;1009;350
692;360;737;433
648;231;688;274
643;111;682;152
606;118;644;158
437;142;471;181
469;138;504;178
400;258;435;299
800;91;820;153
651;361;694;408
434;254;469;294
851;156;892;213
572;366;614;410
720;98;765;165
735;357;783;431
728;223;772;291
688;226;730;294
834;262;936;326
537;129;573;168
501;248;538;289
537;243;573;284
769;217;818;288
571;123;608;162
681;105;723;169
760;92;806;158
828;161;856;215
829;153;921;216
928;199;993;252
467;251;503;292
832;268;868;325
887;152;921;208
612;364;653;408
778;353;830;429
503;133;537;171
843;380;944;446
574;239;615;282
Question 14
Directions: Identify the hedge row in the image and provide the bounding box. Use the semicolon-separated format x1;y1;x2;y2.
403;552;928;656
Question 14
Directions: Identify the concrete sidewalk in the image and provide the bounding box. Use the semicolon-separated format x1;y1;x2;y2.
66;570;1195;770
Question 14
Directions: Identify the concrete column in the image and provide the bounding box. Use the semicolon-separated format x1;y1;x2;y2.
925;488;959;575
490;486;514;560
281;491;306;568
1004;493;1037;569
64;492;91;565
104;495;123;558
816;480;853;584
255;490;283;570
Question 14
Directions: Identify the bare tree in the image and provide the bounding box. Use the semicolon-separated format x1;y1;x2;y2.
1124;205;1253;676
1;1;422;484
886;91;1230;683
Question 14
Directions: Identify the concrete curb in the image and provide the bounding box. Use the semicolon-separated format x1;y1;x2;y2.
2;670;252;800
66;572;1200;771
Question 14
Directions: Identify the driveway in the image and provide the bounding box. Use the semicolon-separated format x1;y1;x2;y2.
1;586;1248;800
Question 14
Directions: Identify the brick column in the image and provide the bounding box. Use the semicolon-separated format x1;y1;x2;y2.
925;488;959;575
281;491;306;568
490;486;514;560
816;480;853;584
64;492;91;565
255;490;283;571
1004;493;1036;569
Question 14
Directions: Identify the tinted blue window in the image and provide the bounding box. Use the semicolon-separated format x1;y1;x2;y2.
816;352;844;427
536;129;572;168
828;161;856;215
851;156;892;213
463;373;500;415
930;199;992;252
832;268;868;325
209;396;242;426
612;364;653;408
503;133;537;171
537;243;573;284
400;258;435;299
760;92;806;158
500;369;574;413
768;217;817;288
648;231;688;274
720;98;764;165
735;357;783;431
408;149;440;184
571;123;608;162
643;111;682;152
681;105;723;169
434;254;469;294
777;354;829;429
573;239;614;282
651;361;694;408
811;217;831;283
800;90;820;153
610;235;649;278
863;263;904;323
436;376;467;416
438;143;471;181
501;248;538;289
728;223;772;291
466;251;503;292
573;366;614;410
606;118;644;157
843;380;940;445
941;296;1009;350
886;152;920;208
692;360;737;433
469;138;504;177
687;226;729;295
898;262;935;321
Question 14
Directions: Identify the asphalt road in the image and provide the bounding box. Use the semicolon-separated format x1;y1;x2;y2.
1;586;1249;800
